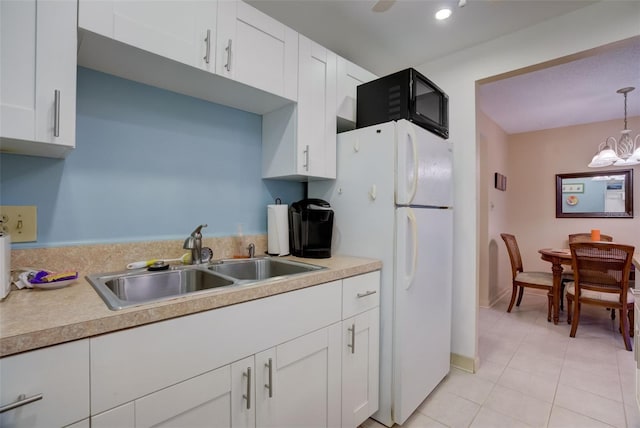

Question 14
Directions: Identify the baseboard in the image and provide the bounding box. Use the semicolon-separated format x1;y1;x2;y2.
479;287;510;308
450;352;478;373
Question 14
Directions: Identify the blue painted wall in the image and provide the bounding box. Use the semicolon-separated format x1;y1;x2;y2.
0;68;304;248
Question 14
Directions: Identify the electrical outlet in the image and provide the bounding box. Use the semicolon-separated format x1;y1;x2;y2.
0;206;37;242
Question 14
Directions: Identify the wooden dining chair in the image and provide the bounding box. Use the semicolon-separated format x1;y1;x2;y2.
568;233;614;243
566;233;616;318
566;242;635;351
501;233;554;320
565;233;613;307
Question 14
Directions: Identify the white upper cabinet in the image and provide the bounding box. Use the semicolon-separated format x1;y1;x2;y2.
78;0;295;115
216;1;298;101
79;0;217;72
298;36;337;179
336;56;377;131
262;35;337;180
0;0;76;158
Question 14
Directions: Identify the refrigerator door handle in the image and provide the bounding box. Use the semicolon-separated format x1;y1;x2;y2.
406;125;419;204
405;208;418;290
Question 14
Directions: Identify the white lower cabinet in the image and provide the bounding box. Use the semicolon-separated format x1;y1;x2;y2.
0;340;89;428
232;356;255;428
2;271;380;428
341;271;381;427
342;310;380;428
255;324;342;428
91;365;233;428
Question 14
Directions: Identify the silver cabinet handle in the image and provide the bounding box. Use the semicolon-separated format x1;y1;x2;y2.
348;323;355;354
265;358;273;398
53;89;60;137
0;393;43;413
225;39;233;71
357;290;377;298
203;29;211;64
303;145;309;171
243;367;251;409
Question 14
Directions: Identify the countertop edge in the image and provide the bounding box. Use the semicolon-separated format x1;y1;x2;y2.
1;257;382;357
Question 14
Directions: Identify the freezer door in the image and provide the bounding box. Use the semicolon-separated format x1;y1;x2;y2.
395;120;453;207
393;206;452;425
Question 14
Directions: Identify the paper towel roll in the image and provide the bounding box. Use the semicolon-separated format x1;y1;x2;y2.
0;233;11;300
267;204;289;256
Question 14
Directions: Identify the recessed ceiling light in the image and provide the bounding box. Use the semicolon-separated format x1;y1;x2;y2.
435;8;452;20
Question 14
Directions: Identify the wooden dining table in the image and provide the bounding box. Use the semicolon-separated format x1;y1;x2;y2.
539;244;640;325
538;248;572;324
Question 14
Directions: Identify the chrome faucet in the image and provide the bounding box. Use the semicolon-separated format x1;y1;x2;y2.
183;224;208;264
247;243;255;258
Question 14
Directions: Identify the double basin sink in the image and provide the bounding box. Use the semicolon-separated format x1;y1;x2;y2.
86;257;325;311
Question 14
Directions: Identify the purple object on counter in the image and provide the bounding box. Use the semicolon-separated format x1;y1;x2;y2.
29;270;79;284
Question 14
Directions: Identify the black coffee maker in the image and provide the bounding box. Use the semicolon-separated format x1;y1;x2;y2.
289;199;334;258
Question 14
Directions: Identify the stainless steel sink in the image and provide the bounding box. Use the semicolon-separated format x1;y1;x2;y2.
208;257;325;280
87;258;325;311
86;267;235;310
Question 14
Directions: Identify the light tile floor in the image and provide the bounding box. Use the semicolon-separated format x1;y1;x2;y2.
363;291;640;427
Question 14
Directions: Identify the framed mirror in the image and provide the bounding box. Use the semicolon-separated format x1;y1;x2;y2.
556;169;633;218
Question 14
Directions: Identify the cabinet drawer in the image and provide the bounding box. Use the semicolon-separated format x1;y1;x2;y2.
342;271;381;319
0;340;90;427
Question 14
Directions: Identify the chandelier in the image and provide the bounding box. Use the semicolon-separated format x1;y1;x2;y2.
588;87;640;168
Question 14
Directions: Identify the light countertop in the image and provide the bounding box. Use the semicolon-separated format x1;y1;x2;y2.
0;255;381;357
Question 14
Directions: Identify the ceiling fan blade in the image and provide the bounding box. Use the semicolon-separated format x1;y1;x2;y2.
372;0;396;13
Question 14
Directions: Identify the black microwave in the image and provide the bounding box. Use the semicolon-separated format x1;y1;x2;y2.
356;68;449;139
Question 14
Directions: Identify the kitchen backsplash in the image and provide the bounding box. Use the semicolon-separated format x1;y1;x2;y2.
11;234;267;277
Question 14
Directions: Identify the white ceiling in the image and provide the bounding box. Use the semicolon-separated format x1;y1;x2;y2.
247;0;640;134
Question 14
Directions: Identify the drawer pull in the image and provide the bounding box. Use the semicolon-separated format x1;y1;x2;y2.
0;393;43;413
203;29;211;64
348;323;356;354
225;39;233;72
53;89;61;137
265;358;273;398
357;290;377;298
243;367;251;409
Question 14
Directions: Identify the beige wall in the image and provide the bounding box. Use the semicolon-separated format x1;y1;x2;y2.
507;116;640;273
479;113;640;309
478;110;511;307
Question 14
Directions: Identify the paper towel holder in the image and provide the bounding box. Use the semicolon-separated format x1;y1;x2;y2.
267;198;290;257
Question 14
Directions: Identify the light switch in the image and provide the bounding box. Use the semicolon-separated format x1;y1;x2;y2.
0;206;37;242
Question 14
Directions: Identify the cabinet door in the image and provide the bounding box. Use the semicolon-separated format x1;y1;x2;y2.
298;35;337;179
135;365;233;428
342;309;380;428
0;0;76;157
0;340;89;427
80;0;216;72
231;356;255;428
217;0;297;100
337;56;377;127
255;324;342;428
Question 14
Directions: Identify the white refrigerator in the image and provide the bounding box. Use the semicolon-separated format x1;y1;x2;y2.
309;119;453;426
